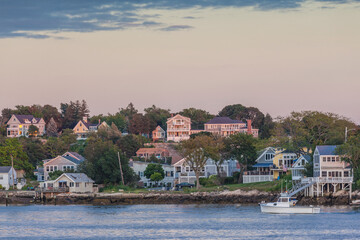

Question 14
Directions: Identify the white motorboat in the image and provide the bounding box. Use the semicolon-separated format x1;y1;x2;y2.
260;195;320;214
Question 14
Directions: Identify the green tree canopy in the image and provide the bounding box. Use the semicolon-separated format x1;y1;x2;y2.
144;163;165;180
0;138;33;173
179;108;214;130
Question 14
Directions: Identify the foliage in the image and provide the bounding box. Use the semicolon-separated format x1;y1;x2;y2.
179;108;214;130
19;138;46;167
48;170;75;180
28;125;39;137
178;135;220;189
150;172;164;182
60;100;90;129
90;113;127;132
273;111;357;154
222;133;258;183
80;137;138;185
144;105;171;131
46;117;58;137
190;131;212;139
117;134;143;158
144;163;165;179
337;134;360;187
0;138;33;173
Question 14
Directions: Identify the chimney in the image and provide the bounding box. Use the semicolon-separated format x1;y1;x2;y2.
98;119;101;124
83;116;88;123
171;113;174;117
247;119;252;134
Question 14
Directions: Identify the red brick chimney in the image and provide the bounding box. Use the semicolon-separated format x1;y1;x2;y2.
247;119;252;134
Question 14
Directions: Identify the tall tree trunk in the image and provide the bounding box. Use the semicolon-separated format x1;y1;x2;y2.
196;171;200;190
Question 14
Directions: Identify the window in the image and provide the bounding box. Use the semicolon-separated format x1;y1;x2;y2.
54;166;58;171
332;157;335;162
344;171;349;177
322;157;326;162
322;171;327;177
327;157;331;162
70;182;74;187
0;175;3;180
46;166;49;171
76;183;80;187
336;157;340;162
50;166;54;172
186;167;190;172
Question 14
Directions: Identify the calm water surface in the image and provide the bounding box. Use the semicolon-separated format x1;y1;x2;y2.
0;204;359;239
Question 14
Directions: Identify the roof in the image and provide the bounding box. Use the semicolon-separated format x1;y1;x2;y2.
0;166;12;173
63;152;86;162
253;163;273;168
136;148;169;154
316;145;338;155
62;155;84;165
205;117;244;125
13;114;43;124
59;173;94;183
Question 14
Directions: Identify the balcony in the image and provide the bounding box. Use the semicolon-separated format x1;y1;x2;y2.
301;177;353;184
244;171;272;176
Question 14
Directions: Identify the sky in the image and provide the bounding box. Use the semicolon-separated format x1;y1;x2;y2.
0;0;360;123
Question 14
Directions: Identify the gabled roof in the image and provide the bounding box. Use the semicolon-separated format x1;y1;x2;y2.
62;156;83;165
292;155;311;167
166;114;191;123
0;166;12;173
205;117;244;125
55;173;94;183
63;152;86;162
316;145;338;155
11;114;43;124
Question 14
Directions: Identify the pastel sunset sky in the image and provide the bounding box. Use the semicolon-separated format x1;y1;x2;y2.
1;0;359;123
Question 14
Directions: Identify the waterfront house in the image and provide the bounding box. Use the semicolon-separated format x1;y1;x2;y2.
174;158;239;185
34;167;44;182
290;155;310;181
51;173;95;193
313;145;352;178
0;166;17;190
166;114;191;142
6;114;46;137
271;150;298;180
243;147;275;183
130;160;174;188
204;117;259;138
152;126;166;142
43;152;85;180
73;117;108;140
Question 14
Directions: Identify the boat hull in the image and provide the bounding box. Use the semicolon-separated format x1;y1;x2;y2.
260;204;320;214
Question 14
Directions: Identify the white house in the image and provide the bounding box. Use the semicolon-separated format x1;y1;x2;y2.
43;173;95;193
166;114;191;142
43;152;85;180
313;145;352;178
0;166;17;190
174;158;240;184
6;114;46;137
130;160;174;188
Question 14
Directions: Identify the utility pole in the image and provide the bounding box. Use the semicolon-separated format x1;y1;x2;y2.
11;155;15;189
118;152;125;186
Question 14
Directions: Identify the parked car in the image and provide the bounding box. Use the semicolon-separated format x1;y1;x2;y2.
175;182;195;190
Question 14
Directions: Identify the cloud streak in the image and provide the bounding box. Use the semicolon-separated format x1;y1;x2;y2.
0;0;359;39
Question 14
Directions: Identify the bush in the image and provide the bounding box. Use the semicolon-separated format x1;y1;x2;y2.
224;177;235;185
233;172;241;183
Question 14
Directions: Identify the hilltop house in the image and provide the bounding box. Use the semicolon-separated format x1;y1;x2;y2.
152;126;166;142
204;117;259;138
173;158;239;185
43;152;85;180
313;145;352;178
166;114;192;142
0;166;17;190
73;117;109;140
6;114;46;137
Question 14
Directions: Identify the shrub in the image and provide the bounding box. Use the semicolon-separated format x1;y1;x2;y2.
224;177;235;185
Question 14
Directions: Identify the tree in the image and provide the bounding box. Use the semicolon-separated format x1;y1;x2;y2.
129;113;150;135
60;100;90;129
178;135;218;189
46;117;58;137
28;125;39;137
223;133;258;183
144;105;171;131
19;138;46;167
144;163;165;182
150;172;164;184
260;113;275;139
0;138;33;173
117;134;143;158
336;134;360;187
80;137;137;185
179;108;214;130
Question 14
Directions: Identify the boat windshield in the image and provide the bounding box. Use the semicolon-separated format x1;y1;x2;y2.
278;198;289;202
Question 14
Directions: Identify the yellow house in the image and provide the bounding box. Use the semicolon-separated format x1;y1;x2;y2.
272;150;297;180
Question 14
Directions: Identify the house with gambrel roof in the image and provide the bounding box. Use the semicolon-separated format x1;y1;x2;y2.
6;114;45;137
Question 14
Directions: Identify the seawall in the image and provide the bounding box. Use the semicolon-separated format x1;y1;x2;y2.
1;190;359;206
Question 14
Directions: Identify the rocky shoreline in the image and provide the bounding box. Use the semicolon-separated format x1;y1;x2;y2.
0;190;358;206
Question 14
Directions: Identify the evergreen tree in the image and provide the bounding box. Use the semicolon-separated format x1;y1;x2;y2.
46;117;58;137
